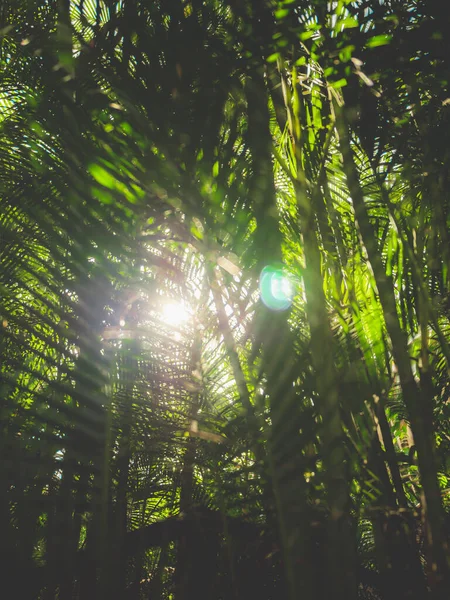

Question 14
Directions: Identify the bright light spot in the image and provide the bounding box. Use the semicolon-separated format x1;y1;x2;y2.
260;264;295;311
271;273;294;302
161;300;190;328
119;319;125;327
225;303;234;317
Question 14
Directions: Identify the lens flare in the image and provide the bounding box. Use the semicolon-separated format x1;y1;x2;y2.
161;301;189;327
259;265;294;311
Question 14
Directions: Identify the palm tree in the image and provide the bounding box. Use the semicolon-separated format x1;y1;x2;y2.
1;1;450;599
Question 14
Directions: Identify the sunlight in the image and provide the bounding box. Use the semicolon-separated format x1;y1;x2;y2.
160;300;190;328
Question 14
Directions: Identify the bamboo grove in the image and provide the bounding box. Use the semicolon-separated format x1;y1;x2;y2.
1;1;450;599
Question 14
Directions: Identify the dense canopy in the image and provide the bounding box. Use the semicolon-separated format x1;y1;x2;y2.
1;1;450;599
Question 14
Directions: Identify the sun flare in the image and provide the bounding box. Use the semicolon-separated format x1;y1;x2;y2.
160;300;190;328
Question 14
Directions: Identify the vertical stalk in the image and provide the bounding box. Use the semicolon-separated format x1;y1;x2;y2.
295;178;357;600
207;263;268;467
278;59;357;597
371;394;408;508
334;98;450;595
246;69;313;600
109;339;139;600
175;328;202;600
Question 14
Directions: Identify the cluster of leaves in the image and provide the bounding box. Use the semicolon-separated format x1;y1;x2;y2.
1;1;450;599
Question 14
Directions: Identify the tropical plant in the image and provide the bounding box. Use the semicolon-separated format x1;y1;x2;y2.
1;1;450;599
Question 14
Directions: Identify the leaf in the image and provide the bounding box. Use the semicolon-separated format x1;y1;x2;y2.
89;163;116;189
341;16;359;29
330;78;347;89
275;8;289;19
217;255;241;276
267;52;280;63
366;34;393;48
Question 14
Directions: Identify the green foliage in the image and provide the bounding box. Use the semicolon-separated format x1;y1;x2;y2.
1;1;450;599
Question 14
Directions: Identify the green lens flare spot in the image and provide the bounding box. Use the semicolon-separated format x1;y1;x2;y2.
259;265;294;311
